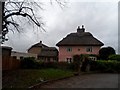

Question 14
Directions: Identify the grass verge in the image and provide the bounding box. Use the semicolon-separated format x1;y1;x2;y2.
2;68;73;88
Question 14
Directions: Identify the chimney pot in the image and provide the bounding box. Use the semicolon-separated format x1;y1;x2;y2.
77;25;85;33
40;41;42;43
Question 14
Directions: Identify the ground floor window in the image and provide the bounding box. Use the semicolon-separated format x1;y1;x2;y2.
66;58;72;63
89;56;97;61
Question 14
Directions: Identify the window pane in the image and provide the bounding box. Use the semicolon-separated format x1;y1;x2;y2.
78;49;80;51
67;47;72;52
86;47;92;52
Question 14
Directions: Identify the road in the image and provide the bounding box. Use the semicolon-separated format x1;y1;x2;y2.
39;73;119;88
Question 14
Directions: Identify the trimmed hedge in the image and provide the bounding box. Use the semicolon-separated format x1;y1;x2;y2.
20;57;74;70
20;57;37;69
90;60;120;73
108;54;120;61
36;62;74;70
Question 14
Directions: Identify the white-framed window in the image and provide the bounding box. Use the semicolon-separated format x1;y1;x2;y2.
86;46;92;52
66;58;72;63
89;56;97;61
67;47;72;52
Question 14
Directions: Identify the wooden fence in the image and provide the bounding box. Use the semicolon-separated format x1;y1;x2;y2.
2;56;20;70
2;46;21;70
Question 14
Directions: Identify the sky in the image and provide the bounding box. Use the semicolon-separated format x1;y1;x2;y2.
3;0;119;53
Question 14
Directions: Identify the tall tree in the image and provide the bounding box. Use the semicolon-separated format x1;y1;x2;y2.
99;46;116;60
1;0;66;43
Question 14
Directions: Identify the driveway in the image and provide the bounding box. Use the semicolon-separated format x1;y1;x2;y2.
39;73;119;88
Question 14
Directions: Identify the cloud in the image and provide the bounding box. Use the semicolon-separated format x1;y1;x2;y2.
4;1;118;53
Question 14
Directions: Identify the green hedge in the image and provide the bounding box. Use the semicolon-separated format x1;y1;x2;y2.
90;60;120;73
20;57;37;69
108;54;120;61
20;57;74;70
36;62;74;70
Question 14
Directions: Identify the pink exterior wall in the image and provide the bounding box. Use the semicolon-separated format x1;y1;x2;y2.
58;46;101;62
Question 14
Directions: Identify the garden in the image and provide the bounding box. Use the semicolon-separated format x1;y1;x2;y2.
2;68;74;88
3;53;120;88
2;57;75;88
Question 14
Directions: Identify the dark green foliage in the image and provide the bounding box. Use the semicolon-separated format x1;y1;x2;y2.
21;58;74;70
72;54;87;72
99;46;116;60
73;55;81;71
89;60;97;71
80;54;90;72
73;54;91;72
90;60;120;73
20;57;37;69
88;54;98;57
108;54;120;61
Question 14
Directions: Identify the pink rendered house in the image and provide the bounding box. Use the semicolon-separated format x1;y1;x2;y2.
56;25;104;62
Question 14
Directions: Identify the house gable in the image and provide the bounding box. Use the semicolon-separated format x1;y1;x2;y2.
56;25;104;46
56;25;104;62
28;41;58;62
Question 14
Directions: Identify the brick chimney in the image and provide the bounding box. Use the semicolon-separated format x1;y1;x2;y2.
40;41;42;44
77;25;85;33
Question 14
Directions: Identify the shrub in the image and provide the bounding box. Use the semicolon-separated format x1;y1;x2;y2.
27;61;74;70
56;62;74;70
73;55;81;71
20;57;37;69
90;60;120;73
80;54;90;72
99;47;116;60
108;54;120;61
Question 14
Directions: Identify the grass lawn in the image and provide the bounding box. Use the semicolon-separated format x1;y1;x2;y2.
2;68;74;88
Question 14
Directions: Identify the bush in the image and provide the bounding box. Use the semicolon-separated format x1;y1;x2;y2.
21;60;74;70
99;47;116;60
80;54;90;72
20;57;37;69
73;55;81;71
108;54;120;61
90;60;120;73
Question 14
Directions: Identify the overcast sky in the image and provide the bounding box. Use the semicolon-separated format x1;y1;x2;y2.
3;0;118;53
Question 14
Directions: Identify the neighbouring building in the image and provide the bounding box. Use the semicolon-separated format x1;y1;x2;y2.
11;51;37;60
28;41;58;62
56;25;104;62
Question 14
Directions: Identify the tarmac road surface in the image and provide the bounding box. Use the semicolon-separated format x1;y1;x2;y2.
39;73;119;88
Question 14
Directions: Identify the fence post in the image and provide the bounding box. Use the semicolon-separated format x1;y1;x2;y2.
0;1;3;90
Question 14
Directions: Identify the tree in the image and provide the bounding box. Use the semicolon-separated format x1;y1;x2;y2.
99;46;116;60
73;54;90;73
1;0;66;43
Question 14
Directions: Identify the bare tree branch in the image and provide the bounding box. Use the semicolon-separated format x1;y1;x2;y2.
2;0;67;43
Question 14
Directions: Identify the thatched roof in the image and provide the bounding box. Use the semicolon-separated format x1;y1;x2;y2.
28;41;48;51
28;41;58;57
56;26;104;46
38;47;58;57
